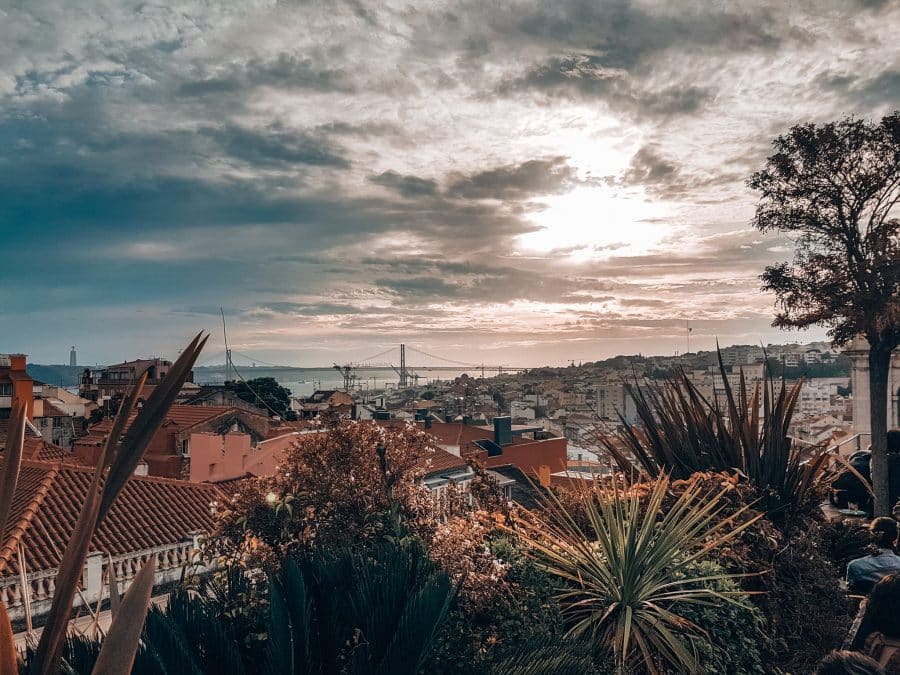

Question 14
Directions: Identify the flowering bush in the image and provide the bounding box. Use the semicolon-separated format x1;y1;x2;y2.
428;513;510;612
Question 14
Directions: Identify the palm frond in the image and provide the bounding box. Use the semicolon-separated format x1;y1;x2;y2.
90;558;156;675
30;334;206;675
0;402;27;551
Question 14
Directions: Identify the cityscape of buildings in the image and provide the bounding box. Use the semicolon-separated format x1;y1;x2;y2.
2;335;896;633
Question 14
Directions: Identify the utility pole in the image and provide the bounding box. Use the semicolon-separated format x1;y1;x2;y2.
686;320;692;355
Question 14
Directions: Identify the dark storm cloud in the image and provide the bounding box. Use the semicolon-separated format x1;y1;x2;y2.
369;170;439;197
617;144;745;200
369;258;619;306
446;156;577;199
816;68;900;108
497;54;712;119
200;124;350;168
622;145;679;186
508;1;784;69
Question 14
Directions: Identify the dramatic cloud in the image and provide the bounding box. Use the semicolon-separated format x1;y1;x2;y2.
446;157;578;200
1;0;897;366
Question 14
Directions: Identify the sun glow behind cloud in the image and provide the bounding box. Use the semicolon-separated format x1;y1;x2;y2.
516;186;671;260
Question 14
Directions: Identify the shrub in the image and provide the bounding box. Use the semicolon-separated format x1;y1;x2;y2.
512;474;760;674
672;561;766;675
597;352;831;523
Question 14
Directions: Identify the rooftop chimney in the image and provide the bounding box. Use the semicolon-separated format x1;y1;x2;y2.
494;415;512;447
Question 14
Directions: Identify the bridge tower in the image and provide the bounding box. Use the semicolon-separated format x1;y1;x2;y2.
399;343;408;388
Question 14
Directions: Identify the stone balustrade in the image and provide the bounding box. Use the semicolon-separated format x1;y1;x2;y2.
0;534;208;623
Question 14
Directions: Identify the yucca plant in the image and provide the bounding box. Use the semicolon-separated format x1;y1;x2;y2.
1;333;207;675
596;351;831;521
512;475;761;675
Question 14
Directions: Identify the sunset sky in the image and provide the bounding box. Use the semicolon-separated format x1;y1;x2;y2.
2;1;898;367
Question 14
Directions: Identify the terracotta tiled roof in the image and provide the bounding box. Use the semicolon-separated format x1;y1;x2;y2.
209;473;254;494
426;447;469;475
425;422;493;448
0;419;39;449
77;405;269;449
24;439;82;463
0;459;224;576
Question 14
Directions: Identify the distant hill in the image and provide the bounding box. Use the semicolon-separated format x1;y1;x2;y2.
26;364;87;387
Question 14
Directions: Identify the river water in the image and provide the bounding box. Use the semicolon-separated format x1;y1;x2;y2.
192;366;479;397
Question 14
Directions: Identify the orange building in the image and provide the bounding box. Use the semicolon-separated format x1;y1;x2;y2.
74;405;270;478
0;354;34;420
424;417;567;478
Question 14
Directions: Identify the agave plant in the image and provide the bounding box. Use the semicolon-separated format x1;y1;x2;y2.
512;474;761;675
1;333;206;675
596;351;831;521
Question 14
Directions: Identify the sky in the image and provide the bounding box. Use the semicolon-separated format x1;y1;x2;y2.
2;0;898;368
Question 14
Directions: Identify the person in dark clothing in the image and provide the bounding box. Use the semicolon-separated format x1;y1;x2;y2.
833;450;874;511
848;574;900;673
860;574;900;673
847;519;900;594
832;430;900;516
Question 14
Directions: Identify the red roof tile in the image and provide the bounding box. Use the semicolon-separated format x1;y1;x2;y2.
0;419;39;449
90;405;267;436
0;459;224;576
426;447;469;475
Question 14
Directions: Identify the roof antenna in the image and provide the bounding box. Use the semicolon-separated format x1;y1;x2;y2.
221;308;232;383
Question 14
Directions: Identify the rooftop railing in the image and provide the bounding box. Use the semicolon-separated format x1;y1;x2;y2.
0;536;209;624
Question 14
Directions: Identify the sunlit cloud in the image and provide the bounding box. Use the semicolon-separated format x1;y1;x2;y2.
2;0;893;364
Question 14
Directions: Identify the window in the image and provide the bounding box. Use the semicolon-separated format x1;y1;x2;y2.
0;383;12;396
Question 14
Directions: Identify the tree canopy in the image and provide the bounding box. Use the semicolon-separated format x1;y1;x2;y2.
749;112;900;514
749;112;900;348
227;376;293;418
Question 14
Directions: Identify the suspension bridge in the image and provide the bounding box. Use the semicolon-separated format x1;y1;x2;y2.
192;343;526;389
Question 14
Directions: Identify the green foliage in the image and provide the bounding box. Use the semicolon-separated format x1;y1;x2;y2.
226;377;292;417
600;351;830;523
33;540;454;675
757;528;853;672
710;515;853;673
671;561;766;675
514;474;760;674
749;112;900;348
763;354;850;379
426;538;566;674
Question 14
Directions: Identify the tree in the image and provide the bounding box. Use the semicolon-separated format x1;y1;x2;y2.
749;112;900;515
227;376;293;418
216;419;435;556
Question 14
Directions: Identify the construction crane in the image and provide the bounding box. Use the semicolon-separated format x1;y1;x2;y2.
390;363;419;388
332;363;357;391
